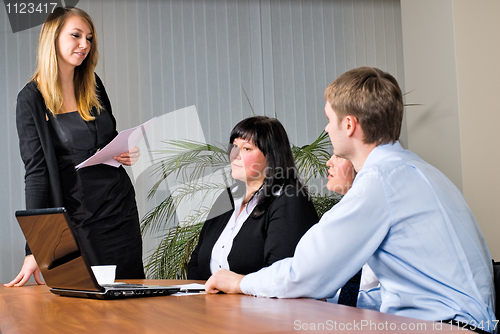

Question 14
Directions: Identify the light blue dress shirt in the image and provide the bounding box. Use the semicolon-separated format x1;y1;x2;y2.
241;142;495;327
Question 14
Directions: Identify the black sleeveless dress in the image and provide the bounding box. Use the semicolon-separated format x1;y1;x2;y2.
48;110;145;279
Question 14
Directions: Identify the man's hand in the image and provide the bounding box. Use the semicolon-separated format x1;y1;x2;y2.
205;269;245;294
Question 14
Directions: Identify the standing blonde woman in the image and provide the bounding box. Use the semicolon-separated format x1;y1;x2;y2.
5;7;144;287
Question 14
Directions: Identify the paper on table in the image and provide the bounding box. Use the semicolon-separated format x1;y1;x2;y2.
173;283;206;293
75;117;156;169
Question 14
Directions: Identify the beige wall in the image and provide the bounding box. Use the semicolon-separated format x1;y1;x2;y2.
401;0;500;258
454;0;500;259
400;0;463;191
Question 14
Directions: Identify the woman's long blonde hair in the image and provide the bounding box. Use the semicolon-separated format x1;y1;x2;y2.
32;7;101;121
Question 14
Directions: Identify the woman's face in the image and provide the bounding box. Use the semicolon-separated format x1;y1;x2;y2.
230;138;267;186
326;154;356;195
56;15;92;71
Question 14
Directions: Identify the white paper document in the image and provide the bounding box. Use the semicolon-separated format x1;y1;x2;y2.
75;117;156;170
173;283;206;292
172;283;206;296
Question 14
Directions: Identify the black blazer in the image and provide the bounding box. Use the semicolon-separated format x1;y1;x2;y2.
16;74;116;254
187;185;319;280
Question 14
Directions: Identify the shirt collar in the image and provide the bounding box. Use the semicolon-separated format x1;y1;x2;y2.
360;141;404;171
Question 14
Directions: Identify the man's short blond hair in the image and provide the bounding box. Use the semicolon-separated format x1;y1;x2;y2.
324;67;403;145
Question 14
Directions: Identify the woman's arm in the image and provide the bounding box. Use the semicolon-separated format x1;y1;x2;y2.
187;224;206;279
95;74;116;135
188;188;235;279
263;186;319;266
16;91;50;209
6;86;49;287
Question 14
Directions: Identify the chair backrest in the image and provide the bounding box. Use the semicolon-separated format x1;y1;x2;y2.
492;260;500;319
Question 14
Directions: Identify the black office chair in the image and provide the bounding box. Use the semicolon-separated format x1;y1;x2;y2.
493;260;500;320
337;269;362;307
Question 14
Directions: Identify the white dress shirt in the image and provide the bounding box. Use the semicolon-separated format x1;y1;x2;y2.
210;189;257;274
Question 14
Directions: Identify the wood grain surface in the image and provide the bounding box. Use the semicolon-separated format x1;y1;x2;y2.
0;280;466;333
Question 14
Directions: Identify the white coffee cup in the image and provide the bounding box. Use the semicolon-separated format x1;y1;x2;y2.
91;265;116;285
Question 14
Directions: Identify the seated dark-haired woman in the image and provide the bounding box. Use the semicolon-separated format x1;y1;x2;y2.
187;116;318;279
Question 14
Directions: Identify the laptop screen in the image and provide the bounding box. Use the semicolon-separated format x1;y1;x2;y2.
16;208;101;292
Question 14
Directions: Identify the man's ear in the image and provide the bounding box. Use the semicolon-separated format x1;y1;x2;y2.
345;115;358;137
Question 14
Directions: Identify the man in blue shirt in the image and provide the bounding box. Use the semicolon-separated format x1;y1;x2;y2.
205;67;495;332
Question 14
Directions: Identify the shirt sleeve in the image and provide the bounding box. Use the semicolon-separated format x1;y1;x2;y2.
240;169;393;299
95;73;118;138
187;220;207;279
356;286;382;311
16;88;51;256
16;90;50;210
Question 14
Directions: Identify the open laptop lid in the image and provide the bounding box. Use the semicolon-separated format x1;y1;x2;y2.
16;207;102;292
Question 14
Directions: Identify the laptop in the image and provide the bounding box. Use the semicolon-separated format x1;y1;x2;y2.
15;207;180;299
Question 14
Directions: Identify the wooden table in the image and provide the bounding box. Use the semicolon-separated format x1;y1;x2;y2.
0;280;466;333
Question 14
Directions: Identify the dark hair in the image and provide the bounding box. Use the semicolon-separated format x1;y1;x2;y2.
324;67;404;145
229;116;307;218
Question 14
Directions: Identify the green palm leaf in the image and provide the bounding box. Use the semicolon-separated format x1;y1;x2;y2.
292;131;331;183
142;181;227;235
147;140;230;200
144;221;205;279
311;193;342;218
